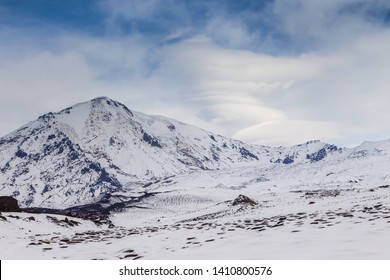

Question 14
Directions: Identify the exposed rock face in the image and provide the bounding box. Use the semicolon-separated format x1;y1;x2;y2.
232;194;258;206
0;196;21;212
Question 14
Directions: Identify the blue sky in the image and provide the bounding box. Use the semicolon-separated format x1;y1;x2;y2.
1;0;390;146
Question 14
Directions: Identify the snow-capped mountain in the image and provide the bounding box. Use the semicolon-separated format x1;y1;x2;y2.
0;97;270;208
1;97;388;209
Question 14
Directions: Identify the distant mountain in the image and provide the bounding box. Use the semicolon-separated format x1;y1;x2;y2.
4;97;384;209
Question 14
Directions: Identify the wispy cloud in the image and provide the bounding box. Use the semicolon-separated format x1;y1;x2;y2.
0;0;390;147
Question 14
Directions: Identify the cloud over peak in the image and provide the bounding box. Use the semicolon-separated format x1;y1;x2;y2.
1;0;390;147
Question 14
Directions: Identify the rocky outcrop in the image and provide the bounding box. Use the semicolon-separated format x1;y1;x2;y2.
0;212;6;221
46;215;80;227
0;196;21;212
232;194;258;206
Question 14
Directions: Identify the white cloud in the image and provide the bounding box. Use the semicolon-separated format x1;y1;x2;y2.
163;27;194;42
204;16;259;49
0;50;96;132
150;33;390;146
100;0;191;34
271;0;390;50
233;120;342;147
1;1;390;148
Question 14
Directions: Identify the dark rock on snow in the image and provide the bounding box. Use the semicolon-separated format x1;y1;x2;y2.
0;196;21;212
232;194;258;206
0;213;7;221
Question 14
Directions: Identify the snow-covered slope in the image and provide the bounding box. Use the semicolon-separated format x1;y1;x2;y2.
2;174;390;260
1;96;389;209
0;97;268;208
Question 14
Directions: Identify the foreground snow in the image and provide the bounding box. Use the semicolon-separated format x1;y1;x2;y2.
2;166;390;259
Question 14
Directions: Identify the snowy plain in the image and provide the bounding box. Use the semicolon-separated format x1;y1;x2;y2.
2;163;390;260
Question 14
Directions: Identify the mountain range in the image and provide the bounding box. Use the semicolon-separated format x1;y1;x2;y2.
1;97;390;209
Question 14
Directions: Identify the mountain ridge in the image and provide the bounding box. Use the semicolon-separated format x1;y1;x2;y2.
1;96;386;209
0;97;272;208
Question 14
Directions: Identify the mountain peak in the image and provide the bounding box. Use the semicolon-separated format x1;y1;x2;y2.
90;96;123;107
91;96;112;102
89;96;134;117
50;97;135;123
